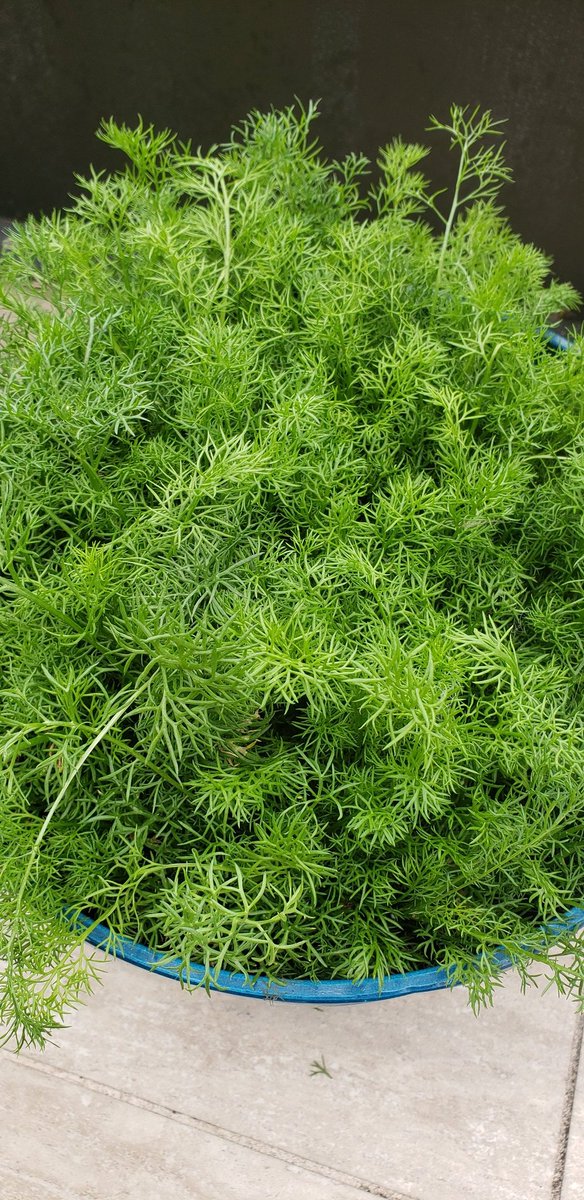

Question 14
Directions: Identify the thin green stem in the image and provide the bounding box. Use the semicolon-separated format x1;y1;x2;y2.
219;172;232;317
433;142;468;310
4;672;154;973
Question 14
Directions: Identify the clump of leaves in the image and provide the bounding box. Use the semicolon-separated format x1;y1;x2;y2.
1;103;583;1048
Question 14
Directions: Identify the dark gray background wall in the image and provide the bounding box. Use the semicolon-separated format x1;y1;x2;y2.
1;1;583;292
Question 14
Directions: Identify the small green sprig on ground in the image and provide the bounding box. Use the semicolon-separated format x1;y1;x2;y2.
0;103;583;1048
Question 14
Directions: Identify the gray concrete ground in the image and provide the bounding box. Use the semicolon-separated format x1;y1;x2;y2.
0;949;582;1199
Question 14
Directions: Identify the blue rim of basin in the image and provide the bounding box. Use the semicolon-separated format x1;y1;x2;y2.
75;907;584;1004
544;327;572;351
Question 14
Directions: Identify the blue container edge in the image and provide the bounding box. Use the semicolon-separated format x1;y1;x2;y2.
74;907;584;1005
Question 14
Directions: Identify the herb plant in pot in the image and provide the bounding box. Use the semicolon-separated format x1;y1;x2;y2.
1;104;583;1049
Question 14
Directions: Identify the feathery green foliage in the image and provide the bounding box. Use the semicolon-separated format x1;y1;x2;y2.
1;103;583;1047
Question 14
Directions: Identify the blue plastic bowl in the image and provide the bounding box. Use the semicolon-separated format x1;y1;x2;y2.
76;907;584;1004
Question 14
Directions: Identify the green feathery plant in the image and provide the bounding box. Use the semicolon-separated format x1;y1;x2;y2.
1;102;583;1048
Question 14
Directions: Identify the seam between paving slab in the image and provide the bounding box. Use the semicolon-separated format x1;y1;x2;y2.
1;1049;414;1200
552;1013;584;1198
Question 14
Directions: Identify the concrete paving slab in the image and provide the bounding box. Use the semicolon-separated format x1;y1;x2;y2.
14;950;580;1200
0;1051;375;1200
